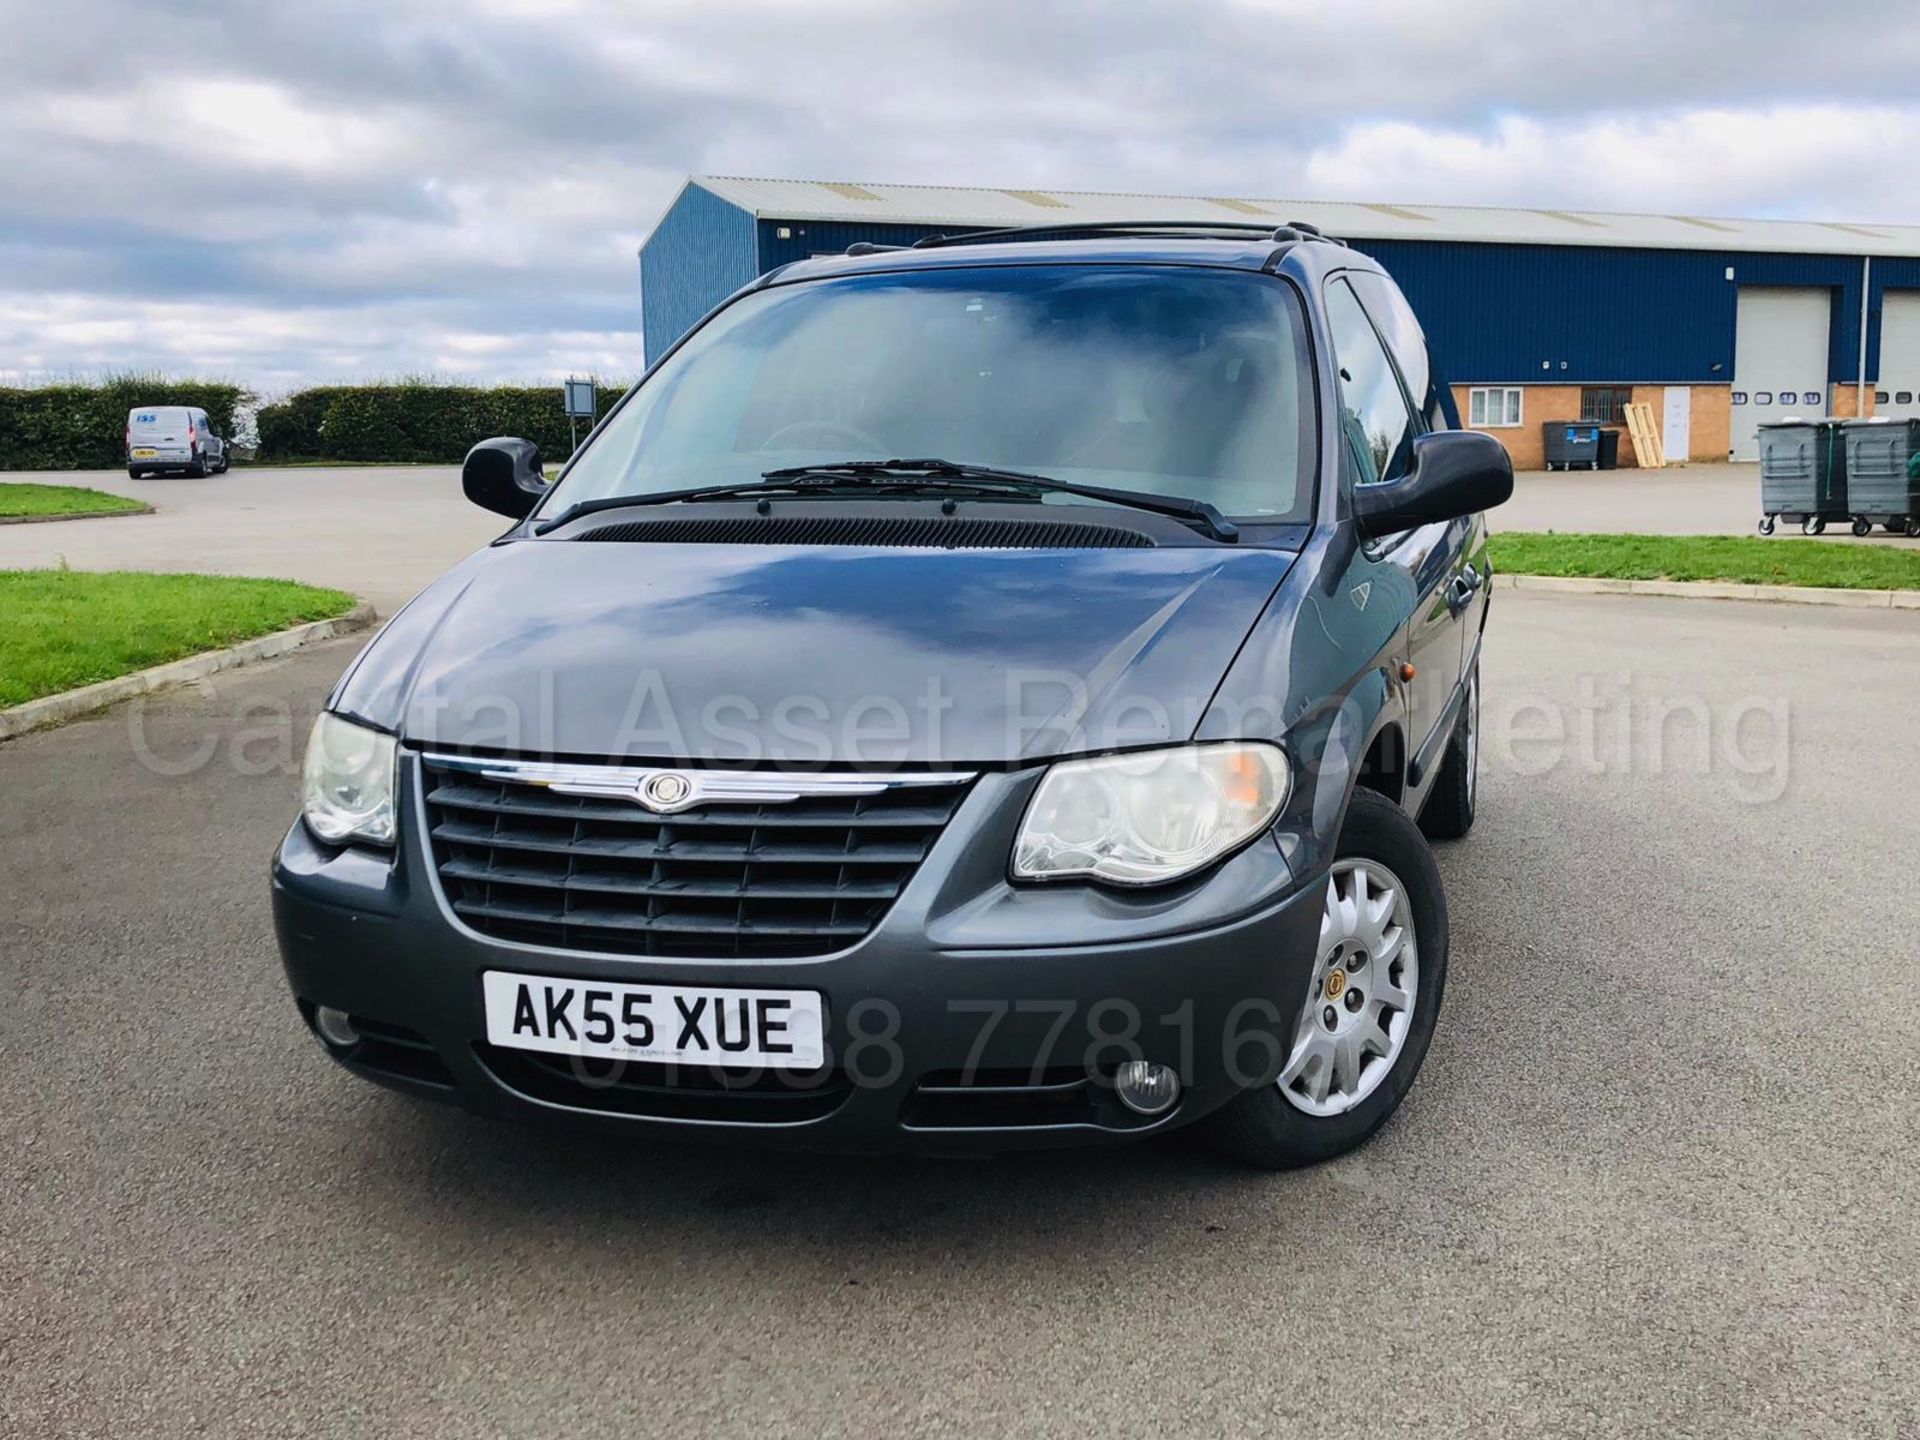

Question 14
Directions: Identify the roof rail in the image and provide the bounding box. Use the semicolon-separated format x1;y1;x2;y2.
844;240;910;256
1283;219;1348;247
904;219;1345;250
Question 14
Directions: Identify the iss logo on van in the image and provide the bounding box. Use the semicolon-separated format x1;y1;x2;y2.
482;970;826;1069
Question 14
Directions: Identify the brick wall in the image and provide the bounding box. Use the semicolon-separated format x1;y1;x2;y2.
1827;384;1877;418
1453;383;1732;468
1683;384;1732;461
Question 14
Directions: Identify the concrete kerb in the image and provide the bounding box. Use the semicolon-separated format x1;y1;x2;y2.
0;503;156;525
1495;572;1918;610
0;601;376;741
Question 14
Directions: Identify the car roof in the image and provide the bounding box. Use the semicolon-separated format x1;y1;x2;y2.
762;229;1384;292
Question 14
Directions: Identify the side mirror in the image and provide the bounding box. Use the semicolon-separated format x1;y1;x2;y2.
462;436;548;519
1353;430;1513;539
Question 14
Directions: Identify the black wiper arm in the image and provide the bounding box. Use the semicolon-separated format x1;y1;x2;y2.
761;458;1239;541
535;459;1241;541
531;476;857;534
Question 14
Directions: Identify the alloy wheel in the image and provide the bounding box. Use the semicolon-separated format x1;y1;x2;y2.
1277;858;1419;1117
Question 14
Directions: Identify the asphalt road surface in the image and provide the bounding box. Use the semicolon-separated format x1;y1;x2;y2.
5;589;1917;1438
0;467;501;614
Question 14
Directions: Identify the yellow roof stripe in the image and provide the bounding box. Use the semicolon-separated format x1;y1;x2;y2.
1361;203;1434;222
818;181;884;203
1535;209;1607;228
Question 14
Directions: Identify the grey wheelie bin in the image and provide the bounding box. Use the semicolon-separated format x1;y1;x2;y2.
1839;418;1920;536
1757;420;1849;535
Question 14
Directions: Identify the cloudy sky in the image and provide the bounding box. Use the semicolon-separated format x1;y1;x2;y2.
4;0;1919;393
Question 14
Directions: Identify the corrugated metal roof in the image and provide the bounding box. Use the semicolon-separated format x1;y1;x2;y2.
688;175;1920;258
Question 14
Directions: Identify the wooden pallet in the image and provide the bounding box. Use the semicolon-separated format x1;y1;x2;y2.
1622;402;1670;468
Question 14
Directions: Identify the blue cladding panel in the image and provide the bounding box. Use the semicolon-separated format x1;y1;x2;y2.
639;183;759;363
1352;240;1878;385
756;220;950;269
640;191;1920;385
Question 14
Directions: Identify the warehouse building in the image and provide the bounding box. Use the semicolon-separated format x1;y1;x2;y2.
639;176;1920;468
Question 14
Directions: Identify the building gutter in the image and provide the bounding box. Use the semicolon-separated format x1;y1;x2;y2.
1858;255;1872;415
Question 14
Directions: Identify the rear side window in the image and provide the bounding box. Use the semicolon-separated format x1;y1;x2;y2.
1325;278;1416;487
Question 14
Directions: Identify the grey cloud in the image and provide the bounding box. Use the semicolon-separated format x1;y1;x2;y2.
2;0;1917;385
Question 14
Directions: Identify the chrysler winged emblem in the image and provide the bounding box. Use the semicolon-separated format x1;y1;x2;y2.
637;771;696;813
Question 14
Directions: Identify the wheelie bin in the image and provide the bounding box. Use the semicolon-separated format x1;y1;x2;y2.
1839;418;1920;536
1542;422;1604;470
1757;420;1849;535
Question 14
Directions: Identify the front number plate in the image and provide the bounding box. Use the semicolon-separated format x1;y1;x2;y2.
482;970;825;1069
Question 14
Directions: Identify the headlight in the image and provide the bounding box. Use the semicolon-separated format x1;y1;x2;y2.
301;712;398;846
1012;741;1290;886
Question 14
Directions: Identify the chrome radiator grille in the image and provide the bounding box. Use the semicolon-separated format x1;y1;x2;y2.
421;756;974;958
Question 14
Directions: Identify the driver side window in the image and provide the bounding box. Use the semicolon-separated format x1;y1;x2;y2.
1325;278;1416;489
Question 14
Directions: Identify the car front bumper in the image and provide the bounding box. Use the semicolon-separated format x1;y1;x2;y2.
271;762;1326;1155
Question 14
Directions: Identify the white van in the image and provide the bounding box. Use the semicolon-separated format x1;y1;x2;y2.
126;406;229;478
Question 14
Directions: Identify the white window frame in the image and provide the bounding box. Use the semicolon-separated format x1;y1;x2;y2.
1468;386;1524;428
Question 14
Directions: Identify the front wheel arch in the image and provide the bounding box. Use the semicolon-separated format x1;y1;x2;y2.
1353;721;1406;807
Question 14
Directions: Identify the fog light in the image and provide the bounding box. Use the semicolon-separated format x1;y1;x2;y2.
1113;1060;1181;1116
314;1006;360;1048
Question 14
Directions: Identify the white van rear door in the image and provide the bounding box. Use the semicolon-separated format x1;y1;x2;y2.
128;407;190;458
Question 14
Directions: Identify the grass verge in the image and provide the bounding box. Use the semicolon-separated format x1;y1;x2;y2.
1487;532;1920;591
0;570;357;708
0;482;148;519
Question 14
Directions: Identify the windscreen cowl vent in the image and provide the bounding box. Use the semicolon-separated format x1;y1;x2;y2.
567;514;1157;549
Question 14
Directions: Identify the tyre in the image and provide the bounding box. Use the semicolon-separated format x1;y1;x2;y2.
1852;517;1872;537
1418;668;1478;841
1206;788;1450;1170
187;457;207;478
1759;516;1776;535
128;466;144;480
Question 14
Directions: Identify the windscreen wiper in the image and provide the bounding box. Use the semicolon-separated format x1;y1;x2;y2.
535;458;1239;541
760;458;1239;541
532;468;1045;534
530;476;879;534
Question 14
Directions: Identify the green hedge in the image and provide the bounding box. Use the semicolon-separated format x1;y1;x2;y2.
256;381;630;464
252;387;350;463
0;378;635;469
0;378;248;471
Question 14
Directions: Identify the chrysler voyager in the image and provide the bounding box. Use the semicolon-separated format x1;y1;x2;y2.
272;221;1511;1167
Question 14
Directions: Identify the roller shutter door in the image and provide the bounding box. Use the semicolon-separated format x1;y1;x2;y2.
1877;292;1920;423
1731;288;1831;461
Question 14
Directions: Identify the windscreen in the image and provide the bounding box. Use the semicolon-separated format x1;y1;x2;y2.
553;265;1317;521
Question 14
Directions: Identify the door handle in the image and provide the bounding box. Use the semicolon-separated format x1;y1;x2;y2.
1449;564;1482;606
